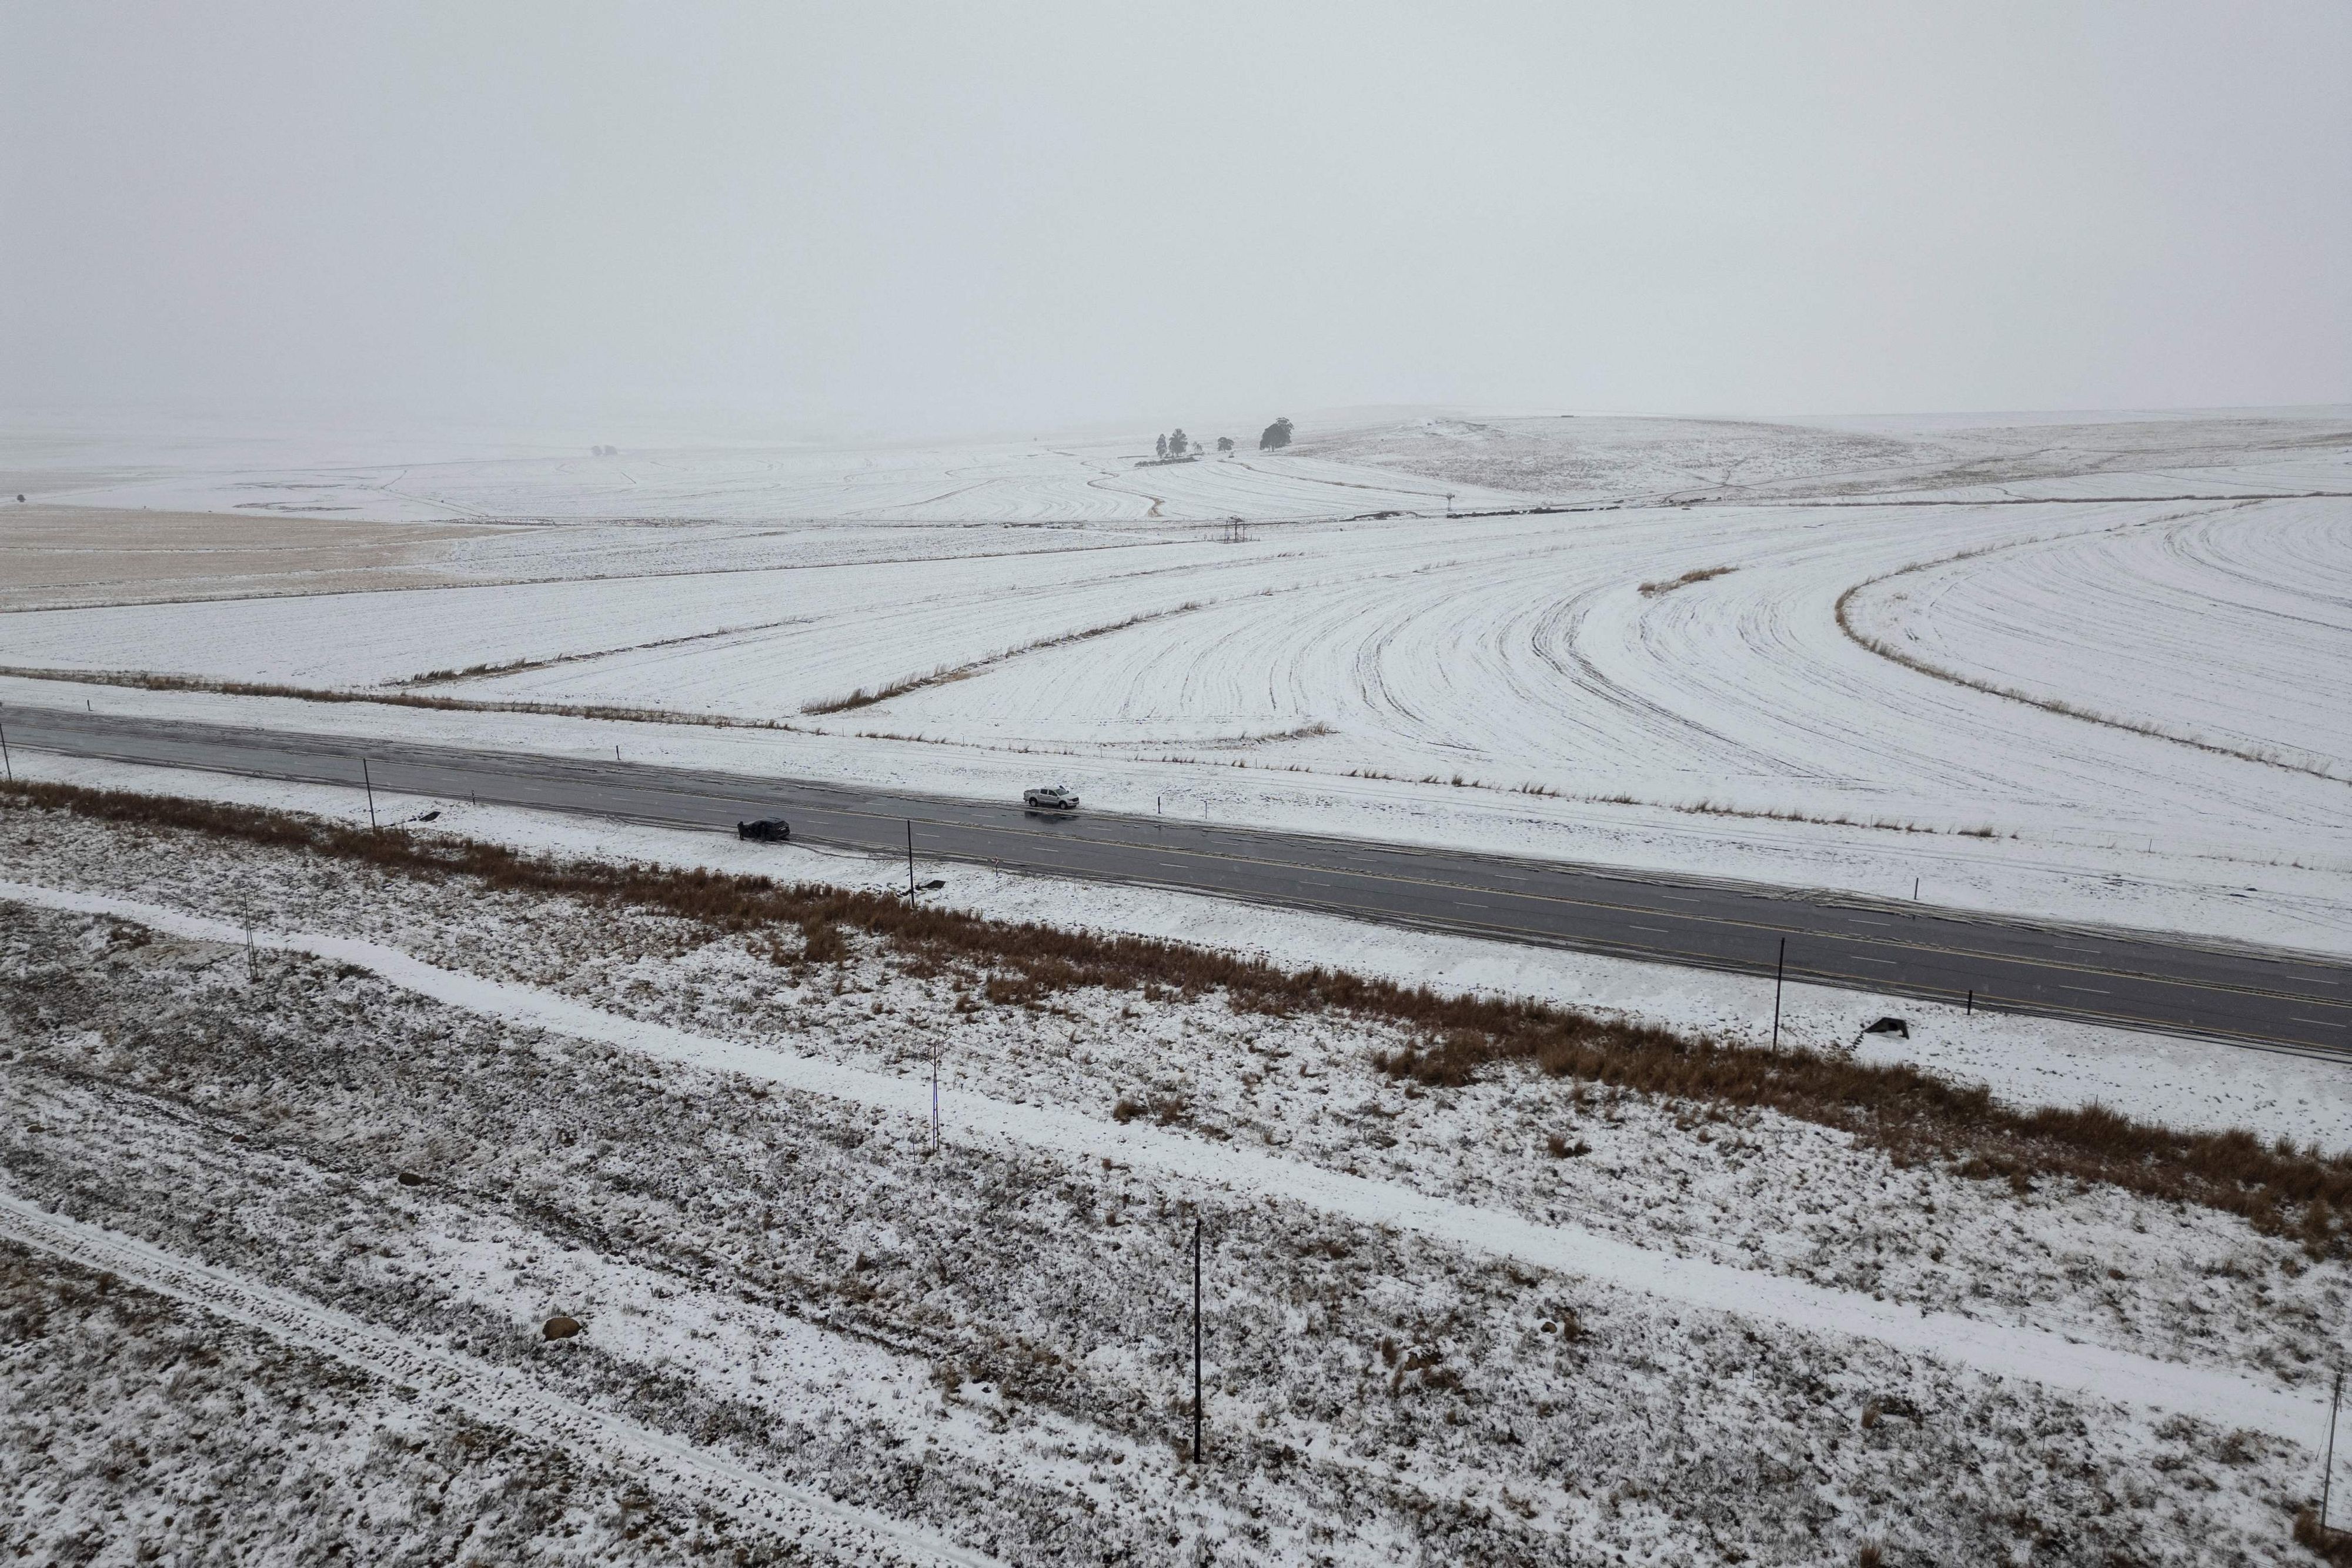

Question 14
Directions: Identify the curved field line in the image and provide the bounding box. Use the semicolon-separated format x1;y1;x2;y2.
1832;509;2348;786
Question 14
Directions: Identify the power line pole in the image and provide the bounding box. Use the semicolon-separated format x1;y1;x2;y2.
1192;1216;1204;1465
930;1038;941;1144
907;820;916;899
362;758;377;831
0;718;12;783
1771;938;1786;1049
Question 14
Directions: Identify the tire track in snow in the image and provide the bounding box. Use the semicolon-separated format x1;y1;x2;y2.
3;878;2328;1448
0;1189;1006;1568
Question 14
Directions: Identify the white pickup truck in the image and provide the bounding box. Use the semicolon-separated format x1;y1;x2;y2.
1022;785;1080;812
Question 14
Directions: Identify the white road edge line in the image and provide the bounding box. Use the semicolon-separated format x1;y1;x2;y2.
0;878;2326;1446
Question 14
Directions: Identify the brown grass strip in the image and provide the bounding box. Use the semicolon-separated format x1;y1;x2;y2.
1637;565;1734;597
0;666;806;733
801;601;1205;714
6;775;2347;1253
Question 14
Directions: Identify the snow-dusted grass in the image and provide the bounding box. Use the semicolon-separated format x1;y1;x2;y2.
3;798;2346;1563
8;793;2348;1379
0;1236;794;1564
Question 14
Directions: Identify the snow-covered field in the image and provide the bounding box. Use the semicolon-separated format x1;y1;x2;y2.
4;405;2350;954
1842;497;2352;778
9;421;1509;526
1301;409;2352;506
4;793;2347;1563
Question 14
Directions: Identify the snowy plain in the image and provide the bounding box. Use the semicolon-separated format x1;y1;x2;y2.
3;408;2348;961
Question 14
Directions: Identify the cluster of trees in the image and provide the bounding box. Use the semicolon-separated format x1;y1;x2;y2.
1147;423;1287;460
1151;429;1241;459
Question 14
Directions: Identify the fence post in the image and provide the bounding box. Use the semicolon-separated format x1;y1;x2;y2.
1185;1222;1204;1467
1771;938;1786;1049
2324;1365;2344;1542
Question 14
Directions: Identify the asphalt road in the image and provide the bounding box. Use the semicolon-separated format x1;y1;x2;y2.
7;704;2348;1058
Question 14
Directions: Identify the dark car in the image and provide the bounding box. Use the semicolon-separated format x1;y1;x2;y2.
737;818;791;842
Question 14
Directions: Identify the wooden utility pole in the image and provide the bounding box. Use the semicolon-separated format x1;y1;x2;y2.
0;718;12;783
362;758;378;831
907;820;916;898
1192;1217;1204;1464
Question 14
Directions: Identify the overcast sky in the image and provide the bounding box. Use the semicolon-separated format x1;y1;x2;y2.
5;2;2347;437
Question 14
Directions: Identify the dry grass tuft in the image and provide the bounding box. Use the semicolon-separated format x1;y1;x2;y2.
1638;565;1735;597
2295;1510;2352;1566
8;776;2350;1253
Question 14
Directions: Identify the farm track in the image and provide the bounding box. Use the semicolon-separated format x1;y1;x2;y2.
0;1187;1006;1568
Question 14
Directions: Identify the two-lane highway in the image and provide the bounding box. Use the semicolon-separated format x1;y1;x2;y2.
6;704;2348;1057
